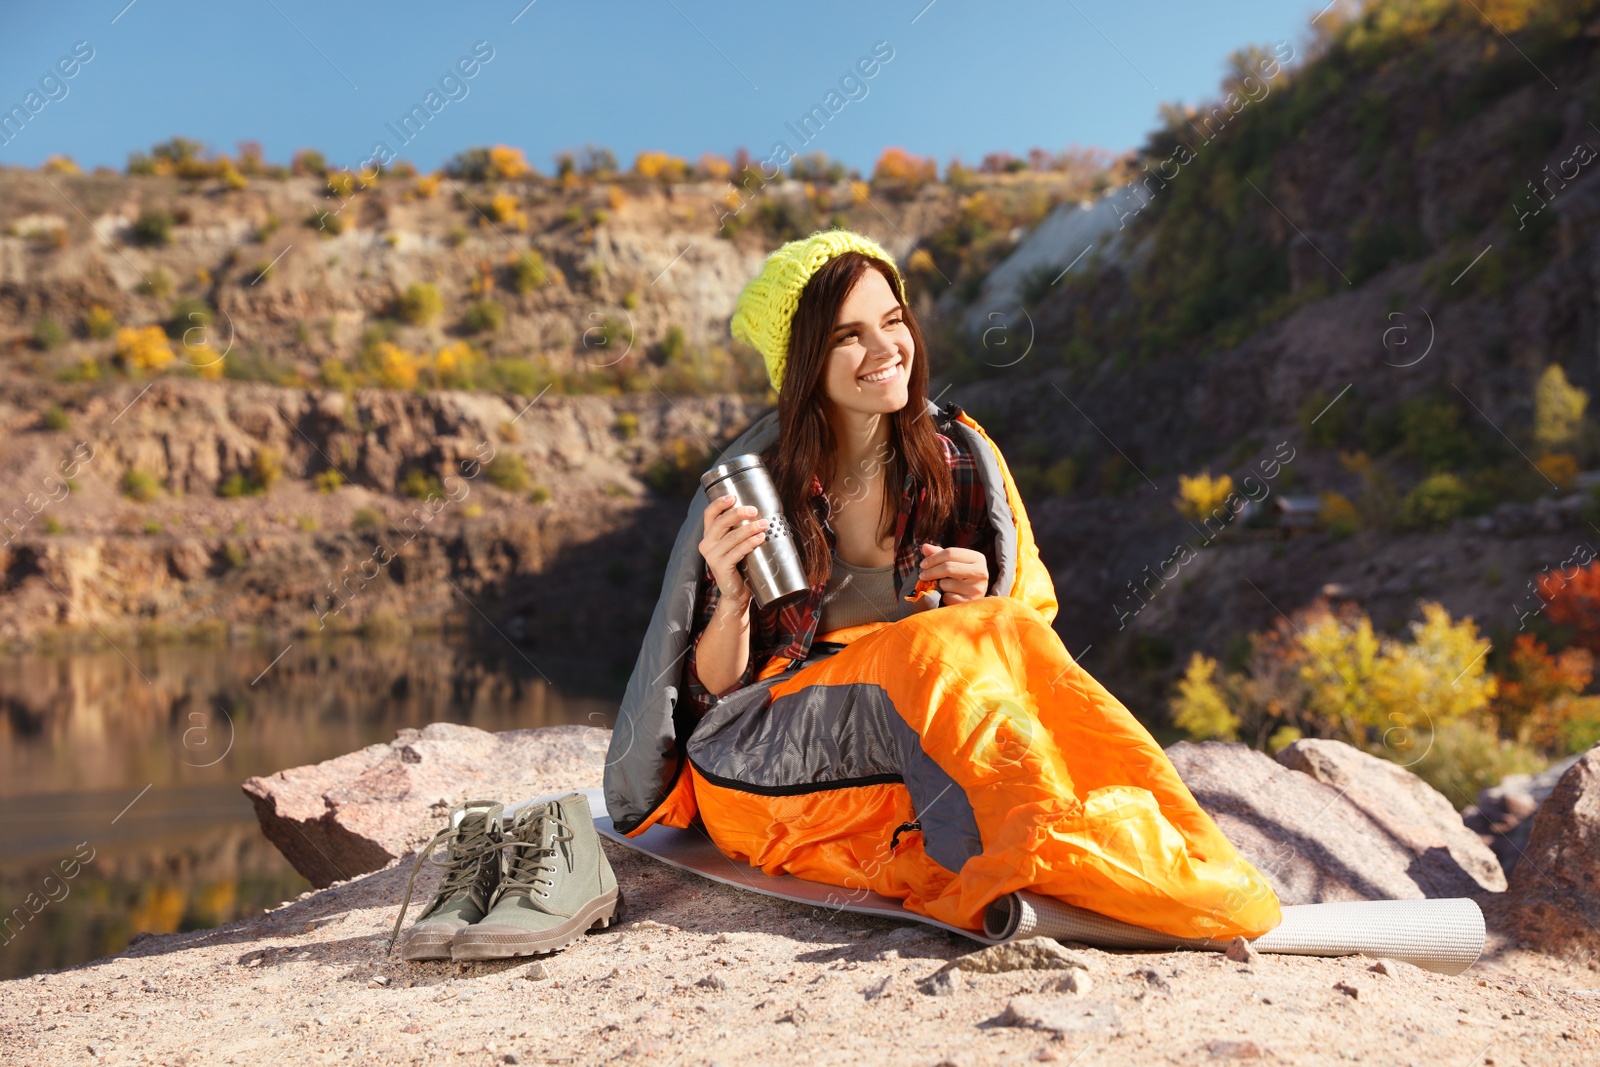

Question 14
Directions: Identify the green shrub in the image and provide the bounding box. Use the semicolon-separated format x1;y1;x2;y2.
136;271;173;300
484;453;531;492
132;208;173;246
352;507;383;531
489;359;546;396
31;317;66;351
121;467;162;502
400;468;444;500
529;484;552;504
218;473;253;498
512;252;548;293
85;306;118;339
1399;472;1472;529
1013;457;1078;500
314;468;345;493
659;325;687;364
166;298;214;340
397;282;443;325
42;405;69;431
614;412;639;440
1398;398;1476;470
296;514;318;532
1407;719;1547;811
42;517;65;535
253;447;283;492
254;214;281;242
463;299;505;334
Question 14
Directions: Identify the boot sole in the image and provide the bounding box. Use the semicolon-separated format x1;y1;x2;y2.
398;925;460;961
449;887;622;960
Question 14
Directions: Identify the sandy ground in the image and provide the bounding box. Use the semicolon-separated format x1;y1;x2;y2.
3;842;1598;1067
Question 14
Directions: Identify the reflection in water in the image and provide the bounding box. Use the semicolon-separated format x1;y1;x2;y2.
0;635;619;979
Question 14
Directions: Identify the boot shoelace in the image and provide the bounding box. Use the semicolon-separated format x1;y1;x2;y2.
387;815;497;953
493;806;578;917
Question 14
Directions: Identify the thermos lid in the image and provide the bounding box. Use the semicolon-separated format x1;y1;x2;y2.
699;452;765;493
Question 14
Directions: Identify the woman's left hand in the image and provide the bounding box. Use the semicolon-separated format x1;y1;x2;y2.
918;543;988;604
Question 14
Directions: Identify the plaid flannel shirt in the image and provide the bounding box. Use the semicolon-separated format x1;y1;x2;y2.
683;418;998;717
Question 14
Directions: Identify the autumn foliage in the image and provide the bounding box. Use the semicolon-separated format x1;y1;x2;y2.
871;147;937;193
1538;560;1600;653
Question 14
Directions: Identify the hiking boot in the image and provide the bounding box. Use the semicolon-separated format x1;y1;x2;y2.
450;793;621;959
389;800;504;960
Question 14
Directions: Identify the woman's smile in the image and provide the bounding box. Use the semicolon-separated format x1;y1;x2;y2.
858;358;902;384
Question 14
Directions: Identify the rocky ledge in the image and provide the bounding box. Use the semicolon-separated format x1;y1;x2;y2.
2;729;1596;1066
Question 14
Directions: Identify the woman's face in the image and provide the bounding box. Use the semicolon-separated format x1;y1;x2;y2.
820;268;913;418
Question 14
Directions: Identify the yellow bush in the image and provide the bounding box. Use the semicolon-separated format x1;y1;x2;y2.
1171;652;1241;741
634;151;689;182
488;144;531;180
41;155;80;175
433;341;485;389
1174;471;1234;520
326;170;360;199
1298;601;1495;754
188;343;225;380
1534;364;1588;451
698;153;731;180
488;192;527;231
86;305;118;339
115;325;175;373
907;248;936;274
1319;490;1360;532
413;174;440;199
1535;450;1578;491
375;342;422;389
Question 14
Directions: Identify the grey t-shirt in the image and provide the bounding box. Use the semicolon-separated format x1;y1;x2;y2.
817;552;907;633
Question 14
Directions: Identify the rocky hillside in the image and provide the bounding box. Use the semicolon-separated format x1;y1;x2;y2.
6;1;1600;723
0;154;1081;666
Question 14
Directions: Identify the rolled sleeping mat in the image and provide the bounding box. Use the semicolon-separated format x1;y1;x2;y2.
983;891;1485;976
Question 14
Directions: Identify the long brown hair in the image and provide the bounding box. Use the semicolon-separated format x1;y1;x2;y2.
764;251;954;586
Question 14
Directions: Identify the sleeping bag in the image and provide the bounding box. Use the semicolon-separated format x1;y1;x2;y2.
603;400;1282;941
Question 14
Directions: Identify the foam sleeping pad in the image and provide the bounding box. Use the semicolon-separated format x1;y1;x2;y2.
508;788;1485;976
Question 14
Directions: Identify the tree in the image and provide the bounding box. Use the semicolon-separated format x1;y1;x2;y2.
1539;560;1600;653
1174;471;1233;520
1490;634;1599;749
1534;363;1587;452
1171;653;1240;741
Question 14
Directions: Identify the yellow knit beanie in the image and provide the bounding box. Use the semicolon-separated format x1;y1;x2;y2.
730;230;906;393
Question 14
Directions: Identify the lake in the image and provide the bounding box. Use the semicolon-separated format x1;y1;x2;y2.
0;634;620;980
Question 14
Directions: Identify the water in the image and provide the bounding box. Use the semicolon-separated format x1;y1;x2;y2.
0;635;619;980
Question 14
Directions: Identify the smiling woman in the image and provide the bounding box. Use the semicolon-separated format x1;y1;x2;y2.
604;229;1284;944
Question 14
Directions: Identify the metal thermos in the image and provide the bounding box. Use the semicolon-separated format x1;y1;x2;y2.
699;453;809;610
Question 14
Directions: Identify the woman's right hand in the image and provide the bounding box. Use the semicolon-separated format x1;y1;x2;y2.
698;494;768;612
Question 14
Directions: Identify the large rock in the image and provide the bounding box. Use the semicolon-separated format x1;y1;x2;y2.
1275;738;1505;892
1462;753;1583;875
242;723;610;887
1165;740;1501;905
1504;745;1600;955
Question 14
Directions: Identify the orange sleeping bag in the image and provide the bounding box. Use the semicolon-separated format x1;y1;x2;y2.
615;411;1282;941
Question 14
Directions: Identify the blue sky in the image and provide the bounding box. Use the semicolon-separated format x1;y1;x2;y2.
0;1;1330;174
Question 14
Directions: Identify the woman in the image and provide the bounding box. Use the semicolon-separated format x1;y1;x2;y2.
602;230;1281;941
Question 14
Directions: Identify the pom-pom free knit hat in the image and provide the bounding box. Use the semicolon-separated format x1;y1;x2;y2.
730;230;906;393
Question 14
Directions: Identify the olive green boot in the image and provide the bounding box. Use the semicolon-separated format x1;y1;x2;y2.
451;793;621;959
389;800;504;960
